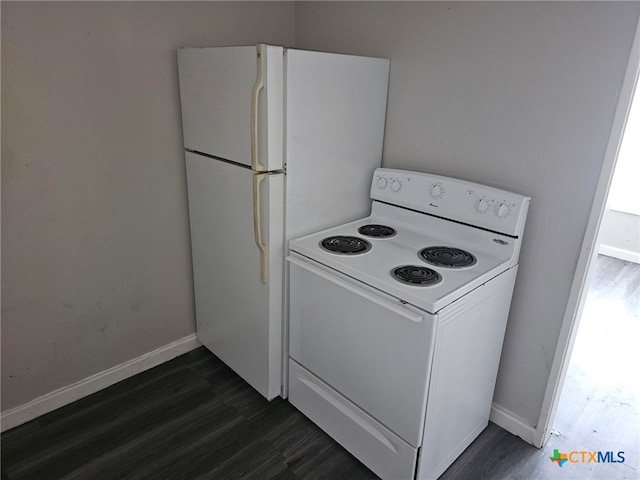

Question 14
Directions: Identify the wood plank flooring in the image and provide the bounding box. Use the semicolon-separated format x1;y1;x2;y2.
1;347;377;480
2;255;637;479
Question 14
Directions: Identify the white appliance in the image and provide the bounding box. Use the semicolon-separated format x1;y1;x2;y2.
287;168;530;479
177;44;389;400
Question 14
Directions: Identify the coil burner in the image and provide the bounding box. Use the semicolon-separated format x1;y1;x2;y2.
419;246;477;268
320;236;372;255
392;265;442;286
357;224;397;238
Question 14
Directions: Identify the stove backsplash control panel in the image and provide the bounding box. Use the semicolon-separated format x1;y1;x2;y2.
371;168;531;238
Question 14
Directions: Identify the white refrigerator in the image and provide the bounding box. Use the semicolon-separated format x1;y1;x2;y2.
177;44;389;400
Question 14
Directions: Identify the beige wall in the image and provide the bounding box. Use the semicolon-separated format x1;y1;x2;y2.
295;2;639;427
1;1;295;410
4;0;638;434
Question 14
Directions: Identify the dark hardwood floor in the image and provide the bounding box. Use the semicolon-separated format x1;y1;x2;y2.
2;255;637;480
1;347;378;480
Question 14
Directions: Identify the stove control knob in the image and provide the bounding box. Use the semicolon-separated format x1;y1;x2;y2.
377;176;388;189
496;202;510;217
476;198;489;213
430;183;444;199
391;179;402;192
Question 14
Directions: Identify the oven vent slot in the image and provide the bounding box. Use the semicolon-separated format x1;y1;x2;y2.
438;299;467;325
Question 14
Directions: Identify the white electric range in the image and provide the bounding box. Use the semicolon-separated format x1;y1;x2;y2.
286;168;530;479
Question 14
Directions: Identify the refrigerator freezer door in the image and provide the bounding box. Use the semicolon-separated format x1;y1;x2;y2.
284;49;389;241
178;45;283;171
185;152;284;399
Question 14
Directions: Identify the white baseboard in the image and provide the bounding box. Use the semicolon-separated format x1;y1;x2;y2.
1;334;201;432
599;244;640;264
490;403;536;446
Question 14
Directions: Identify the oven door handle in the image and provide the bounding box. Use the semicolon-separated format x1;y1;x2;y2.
288;256;424;323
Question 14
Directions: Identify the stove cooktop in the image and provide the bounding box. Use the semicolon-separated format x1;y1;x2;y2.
288;202;520;314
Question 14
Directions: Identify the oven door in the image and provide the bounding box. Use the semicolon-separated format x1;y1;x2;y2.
287;253;437;447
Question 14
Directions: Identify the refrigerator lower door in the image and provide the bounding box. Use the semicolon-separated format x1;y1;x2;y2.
178;45;283;171
185;151;284;399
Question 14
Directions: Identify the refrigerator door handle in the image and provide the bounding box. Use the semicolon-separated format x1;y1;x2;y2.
253;172;269;284
251;44;267;172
